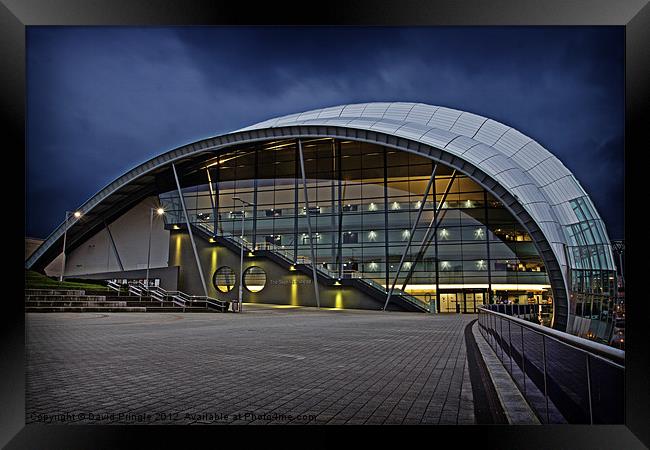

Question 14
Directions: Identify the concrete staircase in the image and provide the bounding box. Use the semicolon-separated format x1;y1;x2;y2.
193;223;429;312
25;288;225;313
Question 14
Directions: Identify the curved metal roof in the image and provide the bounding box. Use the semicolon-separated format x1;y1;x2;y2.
238;102;616;274
26;101;615;281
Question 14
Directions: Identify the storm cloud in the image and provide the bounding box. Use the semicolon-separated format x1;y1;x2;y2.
26;26;624;239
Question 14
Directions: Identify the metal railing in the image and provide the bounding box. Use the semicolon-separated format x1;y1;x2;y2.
120;281;228;312
196;221;429;311
107;280;122;295
128;282;147;297
481;303;553;325
477;306;624;424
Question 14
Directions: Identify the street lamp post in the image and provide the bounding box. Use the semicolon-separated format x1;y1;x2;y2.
59;210;81;282
232;197;253;313
145;207;165;288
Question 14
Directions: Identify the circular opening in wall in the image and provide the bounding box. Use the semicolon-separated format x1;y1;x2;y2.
213;266;236;293
243;266;267;293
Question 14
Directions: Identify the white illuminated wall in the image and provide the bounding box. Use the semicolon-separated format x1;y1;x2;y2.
61;197;170;276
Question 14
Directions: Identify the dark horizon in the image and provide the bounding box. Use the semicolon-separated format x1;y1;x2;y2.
26;26;624;240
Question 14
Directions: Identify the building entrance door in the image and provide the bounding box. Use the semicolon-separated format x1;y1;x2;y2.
440;293;457;313
464;292;485;313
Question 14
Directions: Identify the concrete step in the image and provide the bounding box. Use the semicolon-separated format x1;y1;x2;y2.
25;306;148;313
24;289;86;296
101;295;148;301
124;301;180;307
25;295;107;302
84;290;125;296
143;307;215;312
26;301;128;307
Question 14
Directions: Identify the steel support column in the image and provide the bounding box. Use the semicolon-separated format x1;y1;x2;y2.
172;162;209;297
330;139;337;268
252;147;259;249
383;148;390;291
293;146;299;263
433;168;440;313
485;189;493;304
298;139;321;309
337;141;343;279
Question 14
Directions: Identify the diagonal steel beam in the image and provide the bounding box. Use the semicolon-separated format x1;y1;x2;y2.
298;139;321;309
399;171;457;292
206;168;218;237
103;220;124;272
172;162;209;297
383;165;438;311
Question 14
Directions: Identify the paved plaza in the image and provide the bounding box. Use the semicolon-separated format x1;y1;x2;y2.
26;306;477;425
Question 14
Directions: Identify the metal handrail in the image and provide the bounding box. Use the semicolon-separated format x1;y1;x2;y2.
142;283;227;311
193;219;428;311
477;306;624;424
478;306;624;365
355;277;429;311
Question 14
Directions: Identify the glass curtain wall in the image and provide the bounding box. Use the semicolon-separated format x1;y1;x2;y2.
159;138;553;315
566;196;618;342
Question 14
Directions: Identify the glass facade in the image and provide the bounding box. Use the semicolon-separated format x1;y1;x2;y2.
159;138;554;316
565;196;618;341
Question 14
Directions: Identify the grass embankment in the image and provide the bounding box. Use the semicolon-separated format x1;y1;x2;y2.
25;270;110;292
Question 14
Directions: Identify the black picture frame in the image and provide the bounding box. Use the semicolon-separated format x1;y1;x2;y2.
4;0;647;447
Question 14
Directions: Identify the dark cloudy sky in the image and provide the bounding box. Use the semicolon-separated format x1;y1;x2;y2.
26;26;624;240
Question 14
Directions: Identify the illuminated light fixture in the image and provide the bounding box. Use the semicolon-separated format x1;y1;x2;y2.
368;262;378;271
156;208;165;216
474;228;484;239
73;211;82;218
415;201;422;209
465;200;473;208
333;281;341;286
476;260;487;270
368;203;377;211
403;262;412;269
209;238;216;243
441;261;450;270
391;202;401;210
368;231;377;241
439;228;449;239
172;225;180;230
442;201;448;209
289;265;296;271
402;229;411;240
248;252;255;257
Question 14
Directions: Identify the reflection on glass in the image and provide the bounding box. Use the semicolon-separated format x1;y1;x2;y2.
243;266;267;293
213;266;236;293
